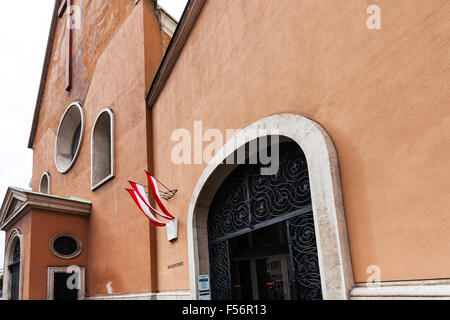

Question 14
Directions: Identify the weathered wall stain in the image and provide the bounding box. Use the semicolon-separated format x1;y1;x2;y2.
31;0;165;297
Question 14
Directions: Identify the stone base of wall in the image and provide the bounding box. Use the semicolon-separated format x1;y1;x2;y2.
86;290;191;300
350;279;450;300
86;280;450;300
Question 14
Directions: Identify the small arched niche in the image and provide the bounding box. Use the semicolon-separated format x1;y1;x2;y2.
91;108;115;190
39;172;51;194
55;102;84;174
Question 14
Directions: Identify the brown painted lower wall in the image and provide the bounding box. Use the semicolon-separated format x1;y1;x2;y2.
27;210;88;300
3;208;89;300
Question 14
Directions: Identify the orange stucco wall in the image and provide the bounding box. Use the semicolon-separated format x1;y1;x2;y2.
150;0;450;288
27;209;89;300
4;209;88;300
31;1;164;297
27;0;450;297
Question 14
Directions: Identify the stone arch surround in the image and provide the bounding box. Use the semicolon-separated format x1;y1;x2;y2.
2;229;25;300
187;113;354;300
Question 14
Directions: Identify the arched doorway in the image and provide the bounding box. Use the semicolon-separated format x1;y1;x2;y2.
208;141;322;300
188;114;354;300
3;229;24;300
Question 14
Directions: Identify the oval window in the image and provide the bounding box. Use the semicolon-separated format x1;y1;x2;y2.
49;234;82;259
55;102;84;173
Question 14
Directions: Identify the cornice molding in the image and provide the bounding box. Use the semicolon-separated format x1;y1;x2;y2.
0;187;91;231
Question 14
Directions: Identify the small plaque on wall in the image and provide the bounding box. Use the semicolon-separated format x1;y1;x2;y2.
198;275;210;292
166;219;178;242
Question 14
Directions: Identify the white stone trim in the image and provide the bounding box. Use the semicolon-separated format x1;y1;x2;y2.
0;268;3;297
157;7;178;37
55;102;84;174
187;113;354;300
91;108;115;191
2;229;24;300
47;266;85;300
86;290;191;300
39;172;51;194
351;279;450;300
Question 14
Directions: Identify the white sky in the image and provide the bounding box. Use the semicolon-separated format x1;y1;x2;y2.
158;0;188;21
0;0;187;271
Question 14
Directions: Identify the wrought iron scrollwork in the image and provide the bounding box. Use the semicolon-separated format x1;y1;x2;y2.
9;240;21;300
208;141;322;300
209;143;311;241
208;166;250;240
12;240;20;263
248;144;311;224
287;213;322;300
209;241;232;300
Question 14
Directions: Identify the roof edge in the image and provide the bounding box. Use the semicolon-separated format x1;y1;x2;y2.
146;0;206;108
0;187;91;231
27;0;61;149
156;3;179;25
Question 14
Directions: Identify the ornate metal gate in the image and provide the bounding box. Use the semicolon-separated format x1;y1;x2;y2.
208;142;322;300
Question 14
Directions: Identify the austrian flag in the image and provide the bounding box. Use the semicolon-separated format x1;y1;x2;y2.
126;173;176;228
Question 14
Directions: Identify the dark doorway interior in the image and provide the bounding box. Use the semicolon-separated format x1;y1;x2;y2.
230;222;292;300
53;272;78;300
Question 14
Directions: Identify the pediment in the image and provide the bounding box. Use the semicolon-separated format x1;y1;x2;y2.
5;198;25;221
0;188;28;229
0;187;91;231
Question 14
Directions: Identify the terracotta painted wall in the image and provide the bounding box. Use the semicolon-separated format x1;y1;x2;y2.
31;1;164;296
150;0;450;290
33;0;135;150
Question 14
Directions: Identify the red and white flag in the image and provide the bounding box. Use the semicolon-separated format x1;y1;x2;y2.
127;173;176;227
126;188;166;227
145;171;176;221
129;181;174;221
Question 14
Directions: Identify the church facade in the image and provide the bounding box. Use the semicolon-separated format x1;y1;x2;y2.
1;0;450;300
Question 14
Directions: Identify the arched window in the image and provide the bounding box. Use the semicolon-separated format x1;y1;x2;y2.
39;172;51;194
55;102;84;174
91;108;114;190
8;241;20;300
3;230;24;300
